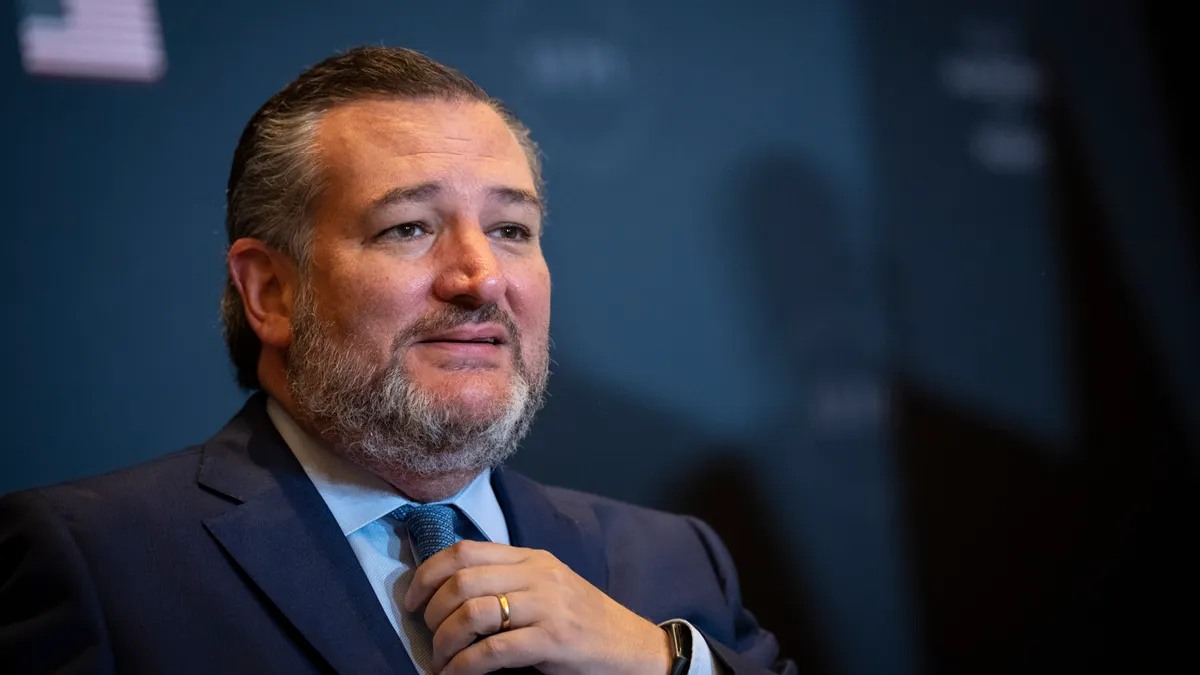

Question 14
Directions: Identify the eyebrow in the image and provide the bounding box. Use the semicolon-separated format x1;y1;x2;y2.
368;181;542;215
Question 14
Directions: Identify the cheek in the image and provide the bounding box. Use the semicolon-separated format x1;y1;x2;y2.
509;265;552;344
319;261;431;341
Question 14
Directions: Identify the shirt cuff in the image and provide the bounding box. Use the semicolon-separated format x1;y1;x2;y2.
658;619;718;675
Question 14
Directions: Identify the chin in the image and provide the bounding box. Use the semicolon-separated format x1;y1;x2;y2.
424;378;513;419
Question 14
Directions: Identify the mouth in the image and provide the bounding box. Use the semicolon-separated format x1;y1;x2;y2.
415;323;509;347
420;337;503;345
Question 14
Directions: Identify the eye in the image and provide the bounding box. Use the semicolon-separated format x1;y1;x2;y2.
380;222;429;240
490;224;532;241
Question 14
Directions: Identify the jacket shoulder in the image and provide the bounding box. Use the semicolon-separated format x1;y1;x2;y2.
536;483;731;585
540;483;698;532
3;446;210;527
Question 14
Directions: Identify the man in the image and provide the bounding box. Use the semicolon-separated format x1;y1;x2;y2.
0;47;791;675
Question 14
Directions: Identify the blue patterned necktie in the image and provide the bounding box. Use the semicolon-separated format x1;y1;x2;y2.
391;503;463;565
388;503;467;673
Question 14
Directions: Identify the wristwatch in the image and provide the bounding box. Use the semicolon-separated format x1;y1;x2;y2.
663;621;692;675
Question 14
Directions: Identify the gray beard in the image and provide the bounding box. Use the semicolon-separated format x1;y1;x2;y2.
284;284;548;479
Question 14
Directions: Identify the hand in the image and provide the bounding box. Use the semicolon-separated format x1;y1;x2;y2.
404;540;672;675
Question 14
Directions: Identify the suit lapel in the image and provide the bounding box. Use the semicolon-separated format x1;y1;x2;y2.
491;467;608;593
194;398;607;675
198;396;416;675
490;468;609;675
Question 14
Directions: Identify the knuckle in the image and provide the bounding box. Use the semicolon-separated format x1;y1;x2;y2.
539;619;563;644
446;570;466;597
448;540;471;564
431;627;452;658
543;564;567;586
536;623;562;649
455;567;480;596
464;596;492;627
449;539;481;565
483;634;508;659
410;566;429;589
423;602;444;632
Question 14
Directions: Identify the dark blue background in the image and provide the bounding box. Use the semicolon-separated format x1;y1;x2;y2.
3;1;1196;674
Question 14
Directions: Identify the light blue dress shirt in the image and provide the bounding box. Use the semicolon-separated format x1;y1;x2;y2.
267;398;715;675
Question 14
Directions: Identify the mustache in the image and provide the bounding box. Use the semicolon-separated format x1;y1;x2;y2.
392;303;522;351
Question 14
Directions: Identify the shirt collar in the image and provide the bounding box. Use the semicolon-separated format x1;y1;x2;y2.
265;397;508;544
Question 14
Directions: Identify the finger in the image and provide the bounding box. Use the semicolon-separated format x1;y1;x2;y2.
405;540;530;611
431;590;537;673
440;625;550;675
424;564;532;633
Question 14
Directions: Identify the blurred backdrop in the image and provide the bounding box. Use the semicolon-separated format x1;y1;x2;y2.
2;1;1197;674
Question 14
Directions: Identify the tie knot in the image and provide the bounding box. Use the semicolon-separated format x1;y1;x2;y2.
391;503;462;564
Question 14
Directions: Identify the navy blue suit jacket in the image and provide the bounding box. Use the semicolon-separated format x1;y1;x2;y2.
0;395;793;675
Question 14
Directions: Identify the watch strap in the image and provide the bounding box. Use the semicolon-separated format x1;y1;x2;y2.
663;621;692;675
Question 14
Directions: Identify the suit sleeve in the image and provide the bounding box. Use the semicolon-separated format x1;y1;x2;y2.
0;490;115;674
684;516;798;675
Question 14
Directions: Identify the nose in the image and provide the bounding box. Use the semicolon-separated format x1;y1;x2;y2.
431;224;507;308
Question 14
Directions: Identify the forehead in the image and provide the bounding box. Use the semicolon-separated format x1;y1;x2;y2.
314;98;535;204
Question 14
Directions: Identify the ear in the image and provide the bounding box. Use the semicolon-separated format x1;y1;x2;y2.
227;238;299;350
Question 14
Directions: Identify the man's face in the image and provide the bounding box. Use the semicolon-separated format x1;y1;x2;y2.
286;98;550;474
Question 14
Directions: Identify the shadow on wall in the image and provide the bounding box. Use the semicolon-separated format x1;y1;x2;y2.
512;152;875;674
679;153;892;675
512;367;836;675
893;55;1200;675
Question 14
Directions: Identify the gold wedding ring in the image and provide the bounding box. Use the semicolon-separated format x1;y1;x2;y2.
496;593;512;632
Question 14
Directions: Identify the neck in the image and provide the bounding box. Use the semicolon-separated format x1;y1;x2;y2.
352;459;480;503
